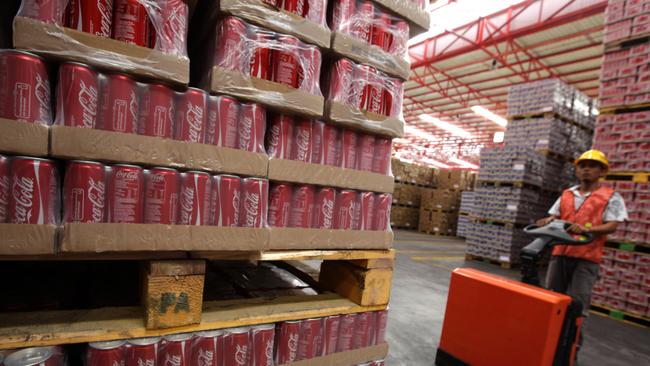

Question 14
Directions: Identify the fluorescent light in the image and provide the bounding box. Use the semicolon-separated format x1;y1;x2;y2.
418;114;473;139
493;131;504;143
471;106;507;127
404;125;439;143
450;157;479;169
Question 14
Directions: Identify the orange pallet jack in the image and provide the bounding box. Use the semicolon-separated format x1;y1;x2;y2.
436;221;593;366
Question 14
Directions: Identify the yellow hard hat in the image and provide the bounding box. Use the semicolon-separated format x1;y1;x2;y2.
575;149;609;168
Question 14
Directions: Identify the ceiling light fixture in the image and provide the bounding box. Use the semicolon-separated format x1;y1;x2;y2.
471;106;507;127
418;114;473;139
493;131;505;143
404;125;439;143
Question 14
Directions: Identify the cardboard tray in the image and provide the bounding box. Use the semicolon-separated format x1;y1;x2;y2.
210;66;324;119
325;101;404;138
279;343;388;366
220;0;331;48
0;224;57;255
269;228;393;250
372;0;430;37
0;118;49;157
331;32;410;80
13;16;190;85
49;125;269;177
268;159;395;193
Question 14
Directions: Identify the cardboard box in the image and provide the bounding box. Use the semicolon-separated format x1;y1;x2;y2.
371;0;430;37
268;159;395;193
331;32;410;80
219;0;331;48
210;66;324;119
437;169;474;190
390;206;418;228
325;100;404;138
0;118;49;157
0;224;57;255
50;125;269;177
418;210;457;235
391;159;436;186
393;183;421;207
279;343;388;366
420;188;460;211
269;228;393;250
13;17;189;85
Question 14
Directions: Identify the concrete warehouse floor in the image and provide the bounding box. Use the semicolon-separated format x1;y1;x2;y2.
385;230;650;366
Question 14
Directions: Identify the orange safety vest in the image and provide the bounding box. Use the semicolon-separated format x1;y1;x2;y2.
551;186;615;263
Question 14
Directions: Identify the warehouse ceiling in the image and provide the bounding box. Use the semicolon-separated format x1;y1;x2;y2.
396;0;607;169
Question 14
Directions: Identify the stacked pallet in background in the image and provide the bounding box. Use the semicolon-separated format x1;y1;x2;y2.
456;191;475;238
390;159;436;230
418;170;475;236
466;79;595;266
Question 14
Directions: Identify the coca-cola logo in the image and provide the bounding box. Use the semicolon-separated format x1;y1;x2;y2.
35;74;50;123
180;185;195;223
129;91;138;132
243;192;259;227
88;178;105;223
239;117;252;149
0;175;9;218
150;173;165;184
232;190;240;226
288;333;299;360
370;88;382;112
267;124;280;154
137;359;154;366
11;175;34;224
165;6;187;50
185;102;204;142
163;354;181;366
264;339;274;366
115;170;139;181
78;80;98;128
197;349;214;366
234;344;248;366
295;129;310;161
321;198;334;228
98;0;113;36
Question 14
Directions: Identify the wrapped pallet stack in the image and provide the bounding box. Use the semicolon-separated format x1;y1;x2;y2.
418;170;475;237
390;158;436;230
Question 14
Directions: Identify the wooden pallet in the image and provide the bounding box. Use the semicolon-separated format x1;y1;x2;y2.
394;180;434;188
392;202;421;209
599;102;650;115
417;230;456;237
507;111;593;132
476;179;542;190
605;240;650;255
392;226;418;231
464;253;513;269
604;32;650;52
469;216;528;229
590;303;650;328
604;171;650;183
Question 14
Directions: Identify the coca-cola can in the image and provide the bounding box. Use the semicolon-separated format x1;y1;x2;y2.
267;183;292;227
101;73;139;134
155;0;189;56
56;62;100;128
275;321;301;364
251;324;275;366
374;309;388;344
281;0;307;16
0;155;10;223
144;167;179;224
290;119;312;162
223;327;251;366
372;138;392;175
391;20;409;56
250;31;274;81
65;0;113;37
304;0;326;25
107;164;144;223
210;174;241;227
139;83;175;138
178;171;211;226
175;87;207;143
206;95;239;148
383;79;402;117
289;184;315;228
371;12;390;50
64;160;106;223
328;58;355;105
341;129;358;169
126;337;160;366
215;17;247;73
358;191;375;230
298;46;321;93
159;333;192;366
87;340;126;366
272;35;300;88
357;134;376;171
322;315;340;356
8;157;58;225
352;0;374;42
113;0;150;47
312;122;341;166
240;178;269;228
238;103;266;153
266;114;294;159
336;314;356;352
190;330;223;366
297;318;323;360
353;312;373;349
372;193;392;231
4;347;65;366
331;0;355;33
0;50;51;124
21;0;66;24
311;187;335;229
358;65;382;114
333;189;359;230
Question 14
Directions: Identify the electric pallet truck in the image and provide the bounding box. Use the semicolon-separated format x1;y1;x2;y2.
435;220;594;366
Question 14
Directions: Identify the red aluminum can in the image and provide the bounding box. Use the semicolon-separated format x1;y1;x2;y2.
372;193;392;231
56;62;100;128
290;119;312;162
250;32;274;81
139;83;175;138
358;191;375;231
336;314;356;352
21;0;66;24
215;17;247;73
4;347;65;366
64;0;114;37
352;1;374;42
358;65;383;114
240;178;269;228
223;328;251;366
178;171;211;226
190;330;224;366
312;122;341;166
159;333;192;366
238;103;266;153
304;0;326;25
289;185;315;228
8;157;58;225
126;337;160;366
328;58;355;105
0;155;9;223
155;0;189;56
333;189;359;230
64;160;106;223
331;0;355;33
322;315;340;356
297;318;323;360
341;130;358;169
372;137;392;175
391;20;409;55
311;187;335;229
251;324;275;366
371;12;390;50
357;134;376;171
374;309;388;344
87;340;126;366
281;0;307;16
268;183;292;227
101;73;139;134
272;36;300;88
107;164;144;223
353;312;373;349
175;87;207;143
113;0;150;47
266;114;294;159
298;45;321;93
276;321;301;364
210;174;241;227
0;50;51;124
206;95;239;148
144;167;179;224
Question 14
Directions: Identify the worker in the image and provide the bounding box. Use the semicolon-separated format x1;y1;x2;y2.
536;149;628;354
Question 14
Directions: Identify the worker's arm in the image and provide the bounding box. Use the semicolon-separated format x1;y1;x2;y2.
536;215;558;227
568;221;619;235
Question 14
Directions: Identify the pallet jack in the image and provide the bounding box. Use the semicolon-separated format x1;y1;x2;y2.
435;220;594;366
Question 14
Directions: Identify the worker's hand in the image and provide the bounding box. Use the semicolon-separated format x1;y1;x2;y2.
536;217;555;227
568;224;588;234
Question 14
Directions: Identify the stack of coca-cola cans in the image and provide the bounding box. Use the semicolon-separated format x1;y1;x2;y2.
330;0;410;57
327;58;404;118
18;0;189;56
268;183;392;231
212;17;322;95
262;0;328;26
266;116;392;175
